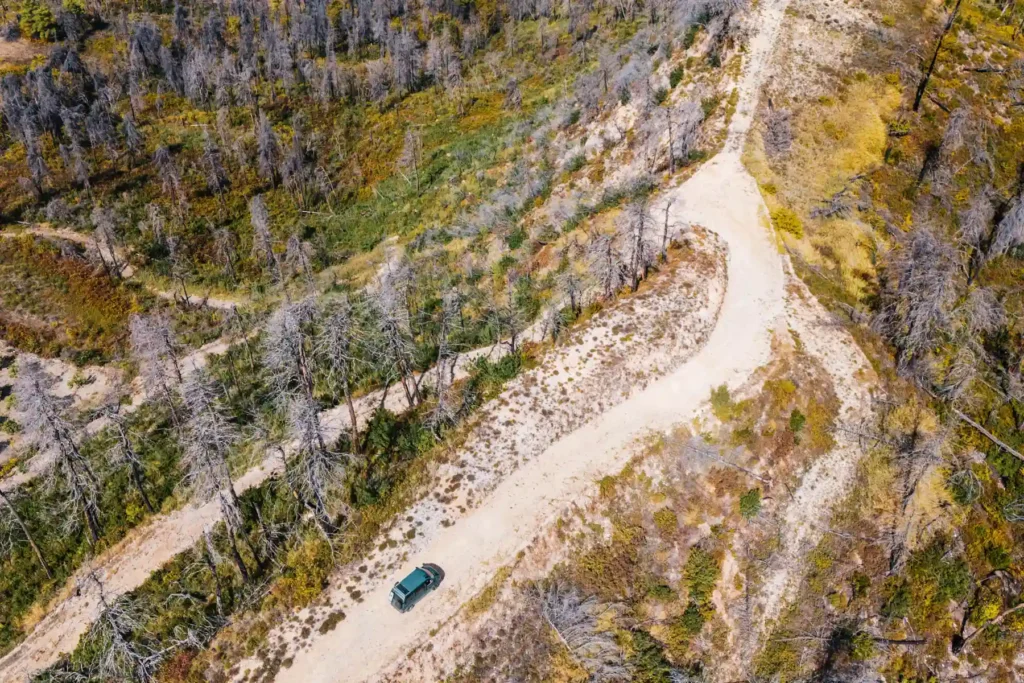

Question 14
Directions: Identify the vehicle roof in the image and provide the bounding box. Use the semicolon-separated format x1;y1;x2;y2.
397;567;430;594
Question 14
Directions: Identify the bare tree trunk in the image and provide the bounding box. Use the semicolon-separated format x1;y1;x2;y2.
115;422;155;514
343;380;360;453
218;493;251;582
0;488;53;580
913;0;964;112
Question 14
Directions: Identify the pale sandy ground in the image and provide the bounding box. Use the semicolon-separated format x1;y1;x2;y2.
263;0;879;679
0;333;240;492
0;234;725;681
343;0;883;677
249;0;795;674
1;0;880;676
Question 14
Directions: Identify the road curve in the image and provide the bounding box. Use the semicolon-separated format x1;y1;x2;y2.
276;1;790;677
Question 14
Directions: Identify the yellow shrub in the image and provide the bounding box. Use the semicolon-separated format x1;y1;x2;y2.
771;208;804;238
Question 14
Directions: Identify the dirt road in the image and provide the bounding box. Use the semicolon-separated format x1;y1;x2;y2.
270;0;793;679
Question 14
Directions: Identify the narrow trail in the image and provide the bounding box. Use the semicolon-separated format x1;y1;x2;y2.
268;1;795;679
0;224;240;310
0;0;879;678
0;323;548;680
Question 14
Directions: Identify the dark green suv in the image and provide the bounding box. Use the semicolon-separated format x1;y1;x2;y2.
389;563;443;612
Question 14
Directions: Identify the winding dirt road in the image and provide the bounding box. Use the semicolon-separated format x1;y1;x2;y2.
0;0;805;678
271;0;793;679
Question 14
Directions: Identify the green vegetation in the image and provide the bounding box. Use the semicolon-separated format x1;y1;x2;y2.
739;487;761;519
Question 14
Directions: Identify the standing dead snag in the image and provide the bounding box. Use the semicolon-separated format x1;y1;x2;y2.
620;195;657;291
913;0;965;112
81;572;164;682
368;268;421;409
317;295;362;451
14;359;103;547
129;313;184;425
873;224;959;376
537;582;628;681
103;406;156;514
263;297;319;401
428;290;465;431
249;194;284;284
285;389;348;537
587;231;627;300
180;368;254;581
0;486;53;580
398;127;422;192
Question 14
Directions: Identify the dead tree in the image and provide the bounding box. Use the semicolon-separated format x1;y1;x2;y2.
129;314;184;427
249;194;284;283
913;0;965;112
81;573;164;682
285;389;347;537
620;195;657;291
180;368;254;581
0;486;53;579
103;407;156;514
537;582;628;681
14;359;103;547
397;127;422;191
557;268;586;318
263;296;319;401
317;295;362;451
428;290;464;431
368;270;421;408
587;232;627;300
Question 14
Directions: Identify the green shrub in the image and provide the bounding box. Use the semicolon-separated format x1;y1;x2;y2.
564;154;586;173
505;228;528;249
851;571;871;599
880;578;910;618
739;488;762;520
789;408;806;433
669;66;684;89
850;631;876;661
647;583;677;602
710;384;739;421
946;468;981;506
629;629;673;683
19;0;57;40
653;507;678;535
682;24;700;49
683;546;719;604
701;95;721;118
680;601;705;634
771;208;804;238
654;87;669;106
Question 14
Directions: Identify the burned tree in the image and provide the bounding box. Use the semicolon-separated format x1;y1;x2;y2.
256;111;281;186
367;268;422;408
129;313;184;386
0;486;53;579
428;290;464;431
619;195;657;291
537;582;628;681
180;368;254;581
873;224;959;378
102;407;156;514
587;231;627;300
249;194;283;283
263;296;319;400
79;574;164;682
284;389;348;537
317;295;363;451
14;359;103;547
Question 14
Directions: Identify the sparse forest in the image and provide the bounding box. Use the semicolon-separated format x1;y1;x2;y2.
0;0;740;676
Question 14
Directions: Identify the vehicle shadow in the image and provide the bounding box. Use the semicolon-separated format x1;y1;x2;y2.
423;563;445;588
